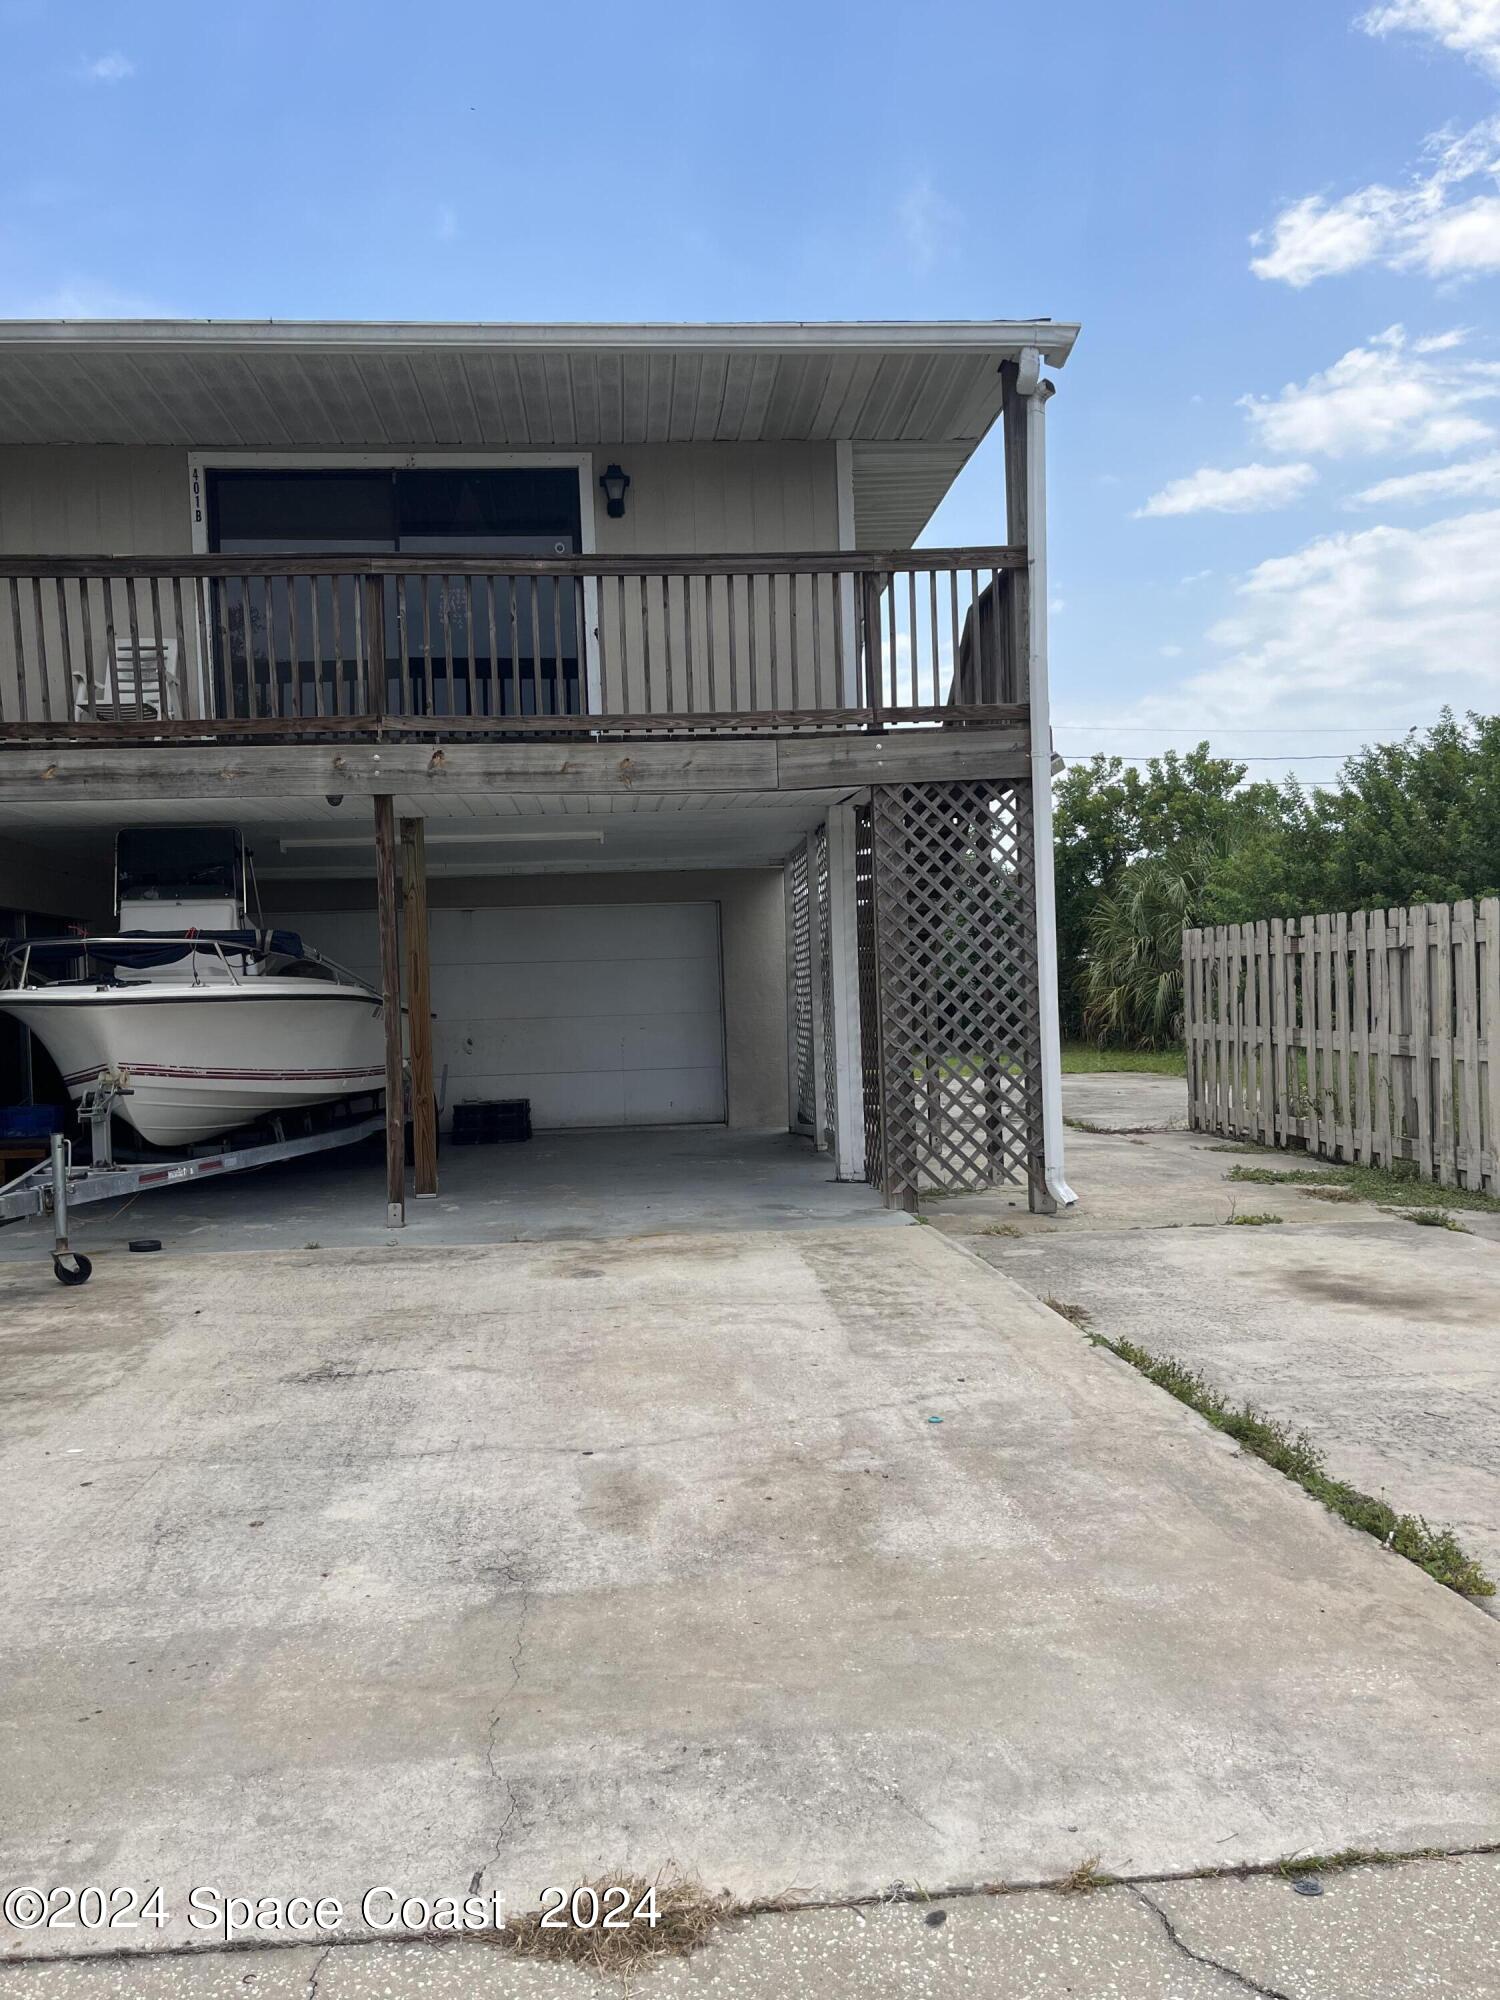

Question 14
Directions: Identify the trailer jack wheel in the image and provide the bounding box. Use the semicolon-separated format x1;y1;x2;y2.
53;1252;92;1287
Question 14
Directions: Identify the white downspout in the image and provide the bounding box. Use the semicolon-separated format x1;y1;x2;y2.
1018;349;1077;1208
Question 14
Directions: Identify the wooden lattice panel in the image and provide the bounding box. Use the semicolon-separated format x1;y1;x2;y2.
787;841;815;1134
855;803;885;1187
814;823;837;1149
868;781;1044;1199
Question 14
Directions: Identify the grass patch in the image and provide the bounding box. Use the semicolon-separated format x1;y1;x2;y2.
1403;1208;1470;1232
980;1222;1023;1238
1226;1211;1284;1226
1089;1335;1495;1598
1299;1186;1360;1204
499;1872;731;1975
1225;1160;1500;1214
1045;1296;1093;1329
1060;1043;1186;1077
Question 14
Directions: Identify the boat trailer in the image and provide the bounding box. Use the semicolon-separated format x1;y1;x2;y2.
0;1076;385;1285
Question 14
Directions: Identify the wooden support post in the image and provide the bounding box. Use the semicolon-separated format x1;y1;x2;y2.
373;793;405;1228
400;814;438;1197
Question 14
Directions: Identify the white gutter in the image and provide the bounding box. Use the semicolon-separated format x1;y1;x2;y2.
1017;348;1077;1209
0;318;1081;367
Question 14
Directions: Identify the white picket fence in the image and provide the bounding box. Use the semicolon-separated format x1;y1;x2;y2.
1183;898;1499;1192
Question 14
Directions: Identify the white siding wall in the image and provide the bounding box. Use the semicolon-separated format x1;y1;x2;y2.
592;443;838;558
0;442;839;558
0;447;187;554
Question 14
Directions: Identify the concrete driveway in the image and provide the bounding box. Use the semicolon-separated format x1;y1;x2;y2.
938;1071;1500;1601
3;1221;1498;1963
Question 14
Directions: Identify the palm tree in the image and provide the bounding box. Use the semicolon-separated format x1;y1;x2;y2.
1082;849;1208;1049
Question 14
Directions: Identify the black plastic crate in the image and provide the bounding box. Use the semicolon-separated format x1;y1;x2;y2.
451;1098;532;1145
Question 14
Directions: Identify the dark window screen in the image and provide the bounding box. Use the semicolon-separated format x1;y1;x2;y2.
118;827;242;899
208;468;581;552
396;469;580;543
211;473;394;552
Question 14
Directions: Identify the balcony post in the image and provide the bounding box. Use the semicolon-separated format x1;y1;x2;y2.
862;572;884;730
362;573;387;721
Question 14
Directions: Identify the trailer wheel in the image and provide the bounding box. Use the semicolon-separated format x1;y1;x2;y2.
53;1252;92;1287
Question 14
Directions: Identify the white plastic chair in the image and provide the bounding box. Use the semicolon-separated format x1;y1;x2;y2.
73;640;182;722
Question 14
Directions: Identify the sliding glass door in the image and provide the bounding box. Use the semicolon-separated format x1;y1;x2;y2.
207;468;584;719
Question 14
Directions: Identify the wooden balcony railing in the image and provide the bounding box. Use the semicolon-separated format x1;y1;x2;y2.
0;548;1029;744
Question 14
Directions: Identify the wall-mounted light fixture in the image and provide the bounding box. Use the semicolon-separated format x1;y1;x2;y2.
598;462;631;518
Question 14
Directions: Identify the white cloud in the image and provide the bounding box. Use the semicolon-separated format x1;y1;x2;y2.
894;175;958;274
435;205;458;243
1361;0;1500;78
1135;461;1317;518
0;278;170;318
1251;117;1500;285
1350;448;1500;502
1240;326;1500;458
81;51;134;81
1133;510;1500;737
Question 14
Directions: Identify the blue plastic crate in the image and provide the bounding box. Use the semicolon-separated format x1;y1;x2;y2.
0;1103;64;1140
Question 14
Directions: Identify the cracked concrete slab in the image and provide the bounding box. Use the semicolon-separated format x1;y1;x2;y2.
3;1225;1498;1963
972;1206;1500;1592
4;1855;1498;1996
1143;1850;1500;1998
937;1075;1500;1607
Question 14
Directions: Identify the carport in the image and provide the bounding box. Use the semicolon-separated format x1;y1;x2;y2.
0;711;1052;1255
0;772;884;1253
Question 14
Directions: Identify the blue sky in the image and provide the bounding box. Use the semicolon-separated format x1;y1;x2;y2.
2;0;1498;780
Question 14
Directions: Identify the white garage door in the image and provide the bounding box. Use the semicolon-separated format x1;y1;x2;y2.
275;901;726;1129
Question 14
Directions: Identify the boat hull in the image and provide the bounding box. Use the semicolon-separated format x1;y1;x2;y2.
0;982;387;1148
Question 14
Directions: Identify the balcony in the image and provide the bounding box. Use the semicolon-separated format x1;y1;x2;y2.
0;548;1029;746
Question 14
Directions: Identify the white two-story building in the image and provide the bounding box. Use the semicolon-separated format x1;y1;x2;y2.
0;316;1079;1221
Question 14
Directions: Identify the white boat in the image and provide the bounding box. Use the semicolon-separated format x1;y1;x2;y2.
0;829;387;1149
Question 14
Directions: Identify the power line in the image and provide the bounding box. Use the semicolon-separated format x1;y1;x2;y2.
1053;723;1402;736
1055;749;1354;763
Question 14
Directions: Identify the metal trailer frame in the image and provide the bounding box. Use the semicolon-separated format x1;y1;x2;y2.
0;1100;386;1285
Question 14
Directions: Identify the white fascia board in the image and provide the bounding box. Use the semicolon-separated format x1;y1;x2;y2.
0;319;1081;368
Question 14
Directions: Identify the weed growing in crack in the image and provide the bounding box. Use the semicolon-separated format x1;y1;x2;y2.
497;1871;732;1974
1277;1847;1405;1877
1065;1117;1171;1136
1057;1856;1111;1894
1044;1297;1094;1329
1226;1161;1500;1215
1087;1334;1494;1598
